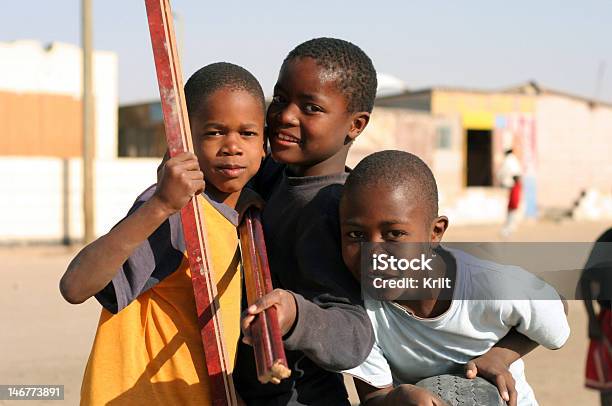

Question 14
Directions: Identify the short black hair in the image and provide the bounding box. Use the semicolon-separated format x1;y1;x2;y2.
344;150;439;220
284;37;377;113
184;62;265;116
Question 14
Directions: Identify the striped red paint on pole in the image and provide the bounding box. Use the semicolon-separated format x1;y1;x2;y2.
143;0;237;404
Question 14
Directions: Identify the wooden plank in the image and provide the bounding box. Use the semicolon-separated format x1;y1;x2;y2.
143;0;237;404
239;208;291;384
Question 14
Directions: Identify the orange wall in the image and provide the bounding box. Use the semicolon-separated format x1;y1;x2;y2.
0;92;84;157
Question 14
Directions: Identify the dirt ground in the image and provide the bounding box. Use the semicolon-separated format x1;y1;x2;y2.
0;219;607;405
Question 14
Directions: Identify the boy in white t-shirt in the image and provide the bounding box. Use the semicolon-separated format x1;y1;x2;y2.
339;150;569;406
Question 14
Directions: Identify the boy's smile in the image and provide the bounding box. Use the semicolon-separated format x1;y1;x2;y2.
267;57;368;177
190;88;265;208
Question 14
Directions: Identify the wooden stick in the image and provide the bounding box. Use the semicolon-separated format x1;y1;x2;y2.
239;208;291;384
144;1;237;404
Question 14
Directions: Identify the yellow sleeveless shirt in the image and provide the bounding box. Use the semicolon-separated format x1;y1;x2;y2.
81;195;241;405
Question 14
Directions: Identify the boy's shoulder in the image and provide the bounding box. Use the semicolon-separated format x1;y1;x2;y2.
125;184;157;215
95;184;184;313
136;184;156;200
250;154;348;206
303;178;345;219
448;247;560;301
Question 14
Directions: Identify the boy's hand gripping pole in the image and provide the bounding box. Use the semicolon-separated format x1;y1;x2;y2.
144;0;237;404
238;208;291;384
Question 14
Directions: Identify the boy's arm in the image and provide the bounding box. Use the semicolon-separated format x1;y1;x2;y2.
469;279;570;406
478;296;567;368
59;153;204;305
286;189;374;370
581;230;612;338
465;283;570;406
60;196;173;304
241;288;373;371
464;328;538;406
581;266;606;339
243;186;373;370
284;291;373;370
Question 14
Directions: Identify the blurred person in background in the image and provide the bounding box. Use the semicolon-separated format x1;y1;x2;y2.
498;149;522;238
582;227;612;406
501;175;522;238
497;149;521;189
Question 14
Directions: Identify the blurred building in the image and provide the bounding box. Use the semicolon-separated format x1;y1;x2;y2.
0;41;158;244
359;82;612;223
116;80;612;225
118;101;167;157
0;40;118;159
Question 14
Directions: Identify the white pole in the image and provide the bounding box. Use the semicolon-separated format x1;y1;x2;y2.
82;0;95;243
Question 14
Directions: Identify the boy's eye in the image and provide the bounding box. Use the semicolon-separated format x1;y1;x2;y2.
304;104;323;113
241;131;258;137
385;230;409;240
203;130;223;137
347;231;365;240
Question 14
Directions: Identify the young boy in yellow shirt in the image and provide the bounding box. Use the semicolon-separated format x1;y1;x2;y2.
60;62;266;405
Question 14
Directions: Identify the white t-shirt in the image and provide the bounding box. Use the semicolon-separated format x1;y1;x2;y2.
498;153;522;188
344;248;570;406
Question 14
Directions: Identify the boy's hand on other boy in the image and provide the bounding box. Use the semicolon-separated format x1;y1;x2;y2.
152;152;205;216
384;384;449;406
465;354;517;406
241;289;297;345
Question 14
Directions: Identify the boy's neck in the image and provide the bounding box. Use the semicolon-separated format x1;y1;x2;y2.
204;185;240;209
397;298;450;319
395;248;456;319
287;145;350;177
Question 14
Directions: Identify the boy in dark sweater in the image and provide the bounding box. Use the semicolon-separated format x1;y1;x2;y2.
235;38;377;405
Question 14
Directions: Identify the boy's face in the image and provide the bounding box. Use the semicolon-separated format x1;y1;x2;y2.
190;88;265;207
267;57;369;175
339;183;448;283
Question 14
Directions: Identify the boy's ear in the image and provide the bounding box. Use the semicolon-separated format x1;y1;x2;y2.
261;126;269;158
346;111;371;141
430;215;449;244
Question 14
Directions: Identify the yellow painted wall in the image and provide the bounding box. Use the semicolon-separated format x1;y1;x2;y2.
431;90;536;130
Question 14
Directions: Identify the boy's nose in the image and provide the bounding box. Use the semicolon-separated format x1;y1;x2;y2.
221;133;243;155
370;234;386;244
277;103;299;127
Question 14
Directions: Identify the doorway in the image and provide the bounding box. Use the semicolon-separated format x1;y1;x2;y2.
466;129;493;186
